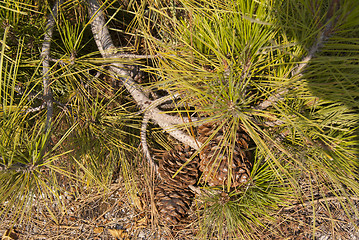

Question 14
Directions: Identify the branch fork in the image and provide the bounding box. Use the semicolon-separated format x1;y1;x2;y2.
86;0;201;172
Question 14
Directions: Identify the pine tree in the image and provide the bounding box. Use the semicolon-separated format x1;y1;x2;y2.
1;0;359;239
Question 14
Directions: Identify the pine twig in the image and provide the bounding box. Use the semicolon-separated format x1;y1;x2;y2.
254;5;338;111
14;84;69;113
41;0;63;133
25;103;46;114
112;52;159;59
136;94;198;124
254;89;287;111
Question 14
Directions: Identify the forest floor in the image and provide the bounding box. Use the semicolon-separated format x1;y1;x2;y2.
1;174;359;240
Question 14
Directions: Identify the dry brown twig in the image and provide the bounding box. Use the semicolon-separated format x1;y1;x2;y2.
283;196;359;211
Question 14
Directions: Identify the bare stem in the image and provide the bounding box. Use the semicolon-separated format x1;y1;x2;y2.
254;8;337;111
141;113;159;174
41;0;63;133
25;104;46;114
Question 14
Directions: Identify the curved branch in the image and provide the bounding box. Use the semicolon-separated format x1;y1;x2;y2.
140;96;200;175
41;0;63;132
136;94;198;124
87;0;115;57
141;112;158;174
140;95;181;175
87;0;201;151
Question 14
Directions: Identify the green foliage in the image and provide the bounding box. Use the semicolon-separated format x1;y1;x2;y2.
138;0;359;238
197;159;293;239
1;0;359;239
0;0;140;224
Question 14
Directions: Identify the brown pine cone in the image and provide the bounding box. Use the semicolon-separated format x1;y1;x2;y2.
158;145;200;187
198;122;253;188
154;182;194;226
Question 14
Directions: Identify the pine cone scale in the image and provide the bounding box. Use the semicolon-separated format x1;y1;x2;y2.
198;122;254;188
154;145;200;226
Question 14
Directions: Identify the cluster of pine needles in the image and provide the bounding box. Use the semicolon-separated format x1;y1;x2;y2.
1;0;359;239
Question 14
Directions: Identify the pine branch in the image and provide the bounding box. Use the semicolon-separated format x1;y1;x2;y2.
25;103;46;114
0;162;29;172
139;94;200;175
140;95;180;175
254;3;339;111
87;0;201;151
41;0;63;133
141;113;157;172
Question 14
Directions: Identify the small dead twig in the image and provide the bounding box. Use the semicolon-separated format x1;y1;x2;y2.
112;52;159;59
24;103;46;114
14;84;70;113
283;196;359;211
